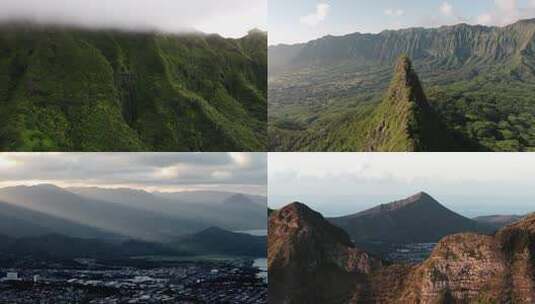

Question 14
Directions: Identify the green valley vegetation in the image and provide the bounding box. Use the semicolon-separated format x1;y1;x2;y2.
269;19;535;152
0;23;267;151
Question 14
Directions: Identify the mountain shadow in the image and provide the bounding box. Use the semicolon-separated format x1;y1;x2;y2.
173;227;266;257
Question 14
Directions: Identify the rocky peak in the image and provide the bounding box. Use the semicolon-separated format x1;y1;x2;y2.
358;191;439;216
270;202;354;248
269;202;381;273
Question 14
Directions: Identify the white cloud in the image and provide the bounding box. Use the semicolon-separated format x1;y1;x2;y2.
0;153;267;194
477;13;493;25
440;2;453;16
385;9;405;17
474;0;533;26
300;3;330;26
0;0;266;38
269;153;535;217
496;0;517;12
229;152;252;168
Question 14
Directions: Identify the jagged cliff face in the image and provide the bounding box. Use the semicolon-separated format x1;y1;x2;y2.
401;233;508;303
270;202;535;304
400;215;535;303
268;202;381;304
270;20;535;79
0;24;267;151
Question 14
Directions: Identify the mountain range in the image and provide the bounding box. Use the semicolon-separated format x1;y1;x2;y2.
269;19;535;151
0;184;267;241
0;23;267;151
269;202;535;303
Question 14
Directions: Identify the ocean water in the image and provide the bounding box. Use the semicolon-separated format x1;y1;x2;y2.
253;258;267;282
236;229;267;236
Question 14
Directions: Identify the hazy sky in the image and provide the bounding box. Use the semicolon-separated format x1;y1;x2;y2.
269;0;535;44
0;0;266;38
0;153;267;195
269;153;535;218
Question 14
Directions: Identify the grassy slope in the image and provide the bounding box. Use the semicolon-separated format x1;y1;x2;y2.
0;26;267;151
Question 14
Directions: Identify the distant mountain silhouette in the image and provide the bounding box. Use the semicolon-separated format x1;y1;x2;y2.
174;227;266;257
0;184;266;241
329;192;493;244
69;187;267;230
0;200;117;239
473;214;524;230
0;185;205;241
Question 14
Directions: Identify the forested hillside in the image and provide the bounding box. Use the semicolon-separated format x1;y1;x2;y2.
0;24;267;151
269;19;535;151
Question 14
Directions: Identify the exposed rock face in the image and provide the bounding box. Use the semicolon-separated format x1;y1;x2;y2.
270;202;535;304
268;202;381;304
401;233;508;303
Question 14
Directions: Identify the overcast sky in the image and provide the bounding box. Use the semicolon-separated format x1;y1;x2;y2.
0;153;267;195
0;0;266;38
270;0;535;44
269;153;535;218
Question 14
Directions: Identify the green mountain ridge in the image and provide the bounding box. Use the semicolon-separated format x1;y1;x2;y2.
0;24;267;151
269;19;535;151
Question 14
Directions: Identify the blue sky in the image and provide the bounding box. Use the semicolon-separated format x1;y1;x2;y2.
269;153;535;218
269;0;535;44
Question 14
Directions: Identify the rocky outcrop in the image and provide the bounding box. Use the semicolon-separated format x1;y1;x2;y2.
268;202;381;304
270;202;535;304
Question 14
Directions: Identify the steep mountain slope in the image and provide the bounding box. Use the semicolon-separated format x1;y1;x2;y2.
269;202;535;303
269;202;382;303
0;23;267;151
361;56;465;151
0;200;118;239
269;19;535;151
173;227;266;257
0;184;205;241
329;192;491;244
69;187;267;230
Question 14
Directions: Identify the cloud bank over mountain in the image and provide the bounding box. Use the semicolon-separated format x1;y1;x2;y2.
0;0;266;37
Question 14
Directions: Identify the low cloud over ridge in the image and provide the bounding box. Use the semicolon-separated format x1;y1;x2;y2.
0;0;266;37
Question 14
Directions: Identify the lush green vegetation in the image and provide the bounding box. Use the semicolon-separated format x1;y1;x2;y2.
0;24;267;151
268;20;535;151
